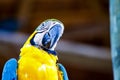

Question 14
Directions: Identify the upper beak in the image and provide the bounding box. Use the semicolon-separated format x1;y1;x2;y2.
42;24;63;50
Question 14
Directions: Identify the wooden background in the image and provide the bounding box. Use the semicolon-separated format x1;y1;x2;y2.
0;0;112;80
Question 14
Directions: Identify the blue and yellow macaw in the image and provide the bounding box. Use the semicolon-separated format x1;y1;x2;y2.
2;19;69;80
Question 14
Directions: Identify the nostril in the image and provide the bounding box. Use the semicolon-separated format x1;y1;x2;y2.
48;32;50;36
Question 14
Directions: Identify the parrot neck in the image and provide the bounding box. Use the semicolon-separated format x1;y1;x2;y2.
41;46;57;55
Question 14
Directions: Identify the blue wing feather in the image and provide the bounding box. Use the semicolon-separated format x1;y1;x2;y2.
2;58;17;80
58;63;69;80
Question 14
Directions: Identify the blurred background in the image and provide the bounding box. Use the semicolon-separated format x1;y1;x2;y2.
0;0;112;80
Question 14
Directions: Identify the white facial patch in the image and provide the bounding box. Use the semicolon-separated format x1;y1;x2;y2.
33;33;44;46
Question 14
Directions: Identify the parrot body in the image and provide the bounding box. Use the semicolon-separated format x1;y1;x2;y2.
18;46;59;80
2;19;68;80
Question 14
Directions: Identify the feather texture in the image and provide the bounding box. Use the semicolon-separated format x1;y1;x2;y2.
2;58;17;80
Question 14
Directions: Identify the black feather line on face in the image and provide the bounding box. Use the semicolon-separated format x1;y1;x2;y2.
41;46;57;55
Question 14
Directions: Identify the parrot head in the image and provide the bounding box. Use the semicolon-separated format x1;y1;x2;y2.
29;19;64;55
17;19;66;80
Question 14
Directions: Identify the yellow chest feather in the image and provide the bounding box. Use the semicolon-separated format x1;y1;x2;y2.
17;45;58;80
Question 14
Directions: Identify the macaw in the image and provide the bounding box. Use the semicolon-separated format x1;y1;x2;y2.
2;19;69;80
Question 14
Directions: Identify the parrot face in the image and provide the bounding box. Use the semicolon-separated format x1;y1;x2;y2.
30;19;64;55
